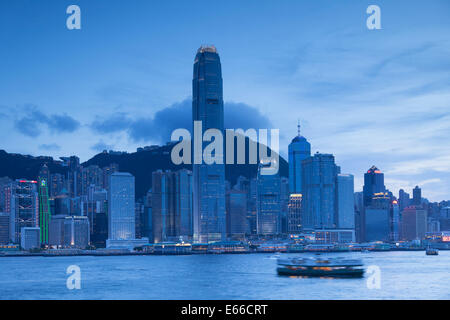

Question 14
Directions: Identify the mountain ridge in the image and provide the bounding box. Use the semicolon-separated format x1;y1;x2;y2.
0;140;288;199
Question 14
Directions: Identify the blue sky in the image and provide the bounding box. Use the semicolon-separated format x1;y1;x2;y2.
0;0;449;201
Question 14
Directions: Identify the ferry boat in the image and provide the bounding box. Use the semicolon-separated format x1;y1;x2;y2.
426;246;439;255
277;256;365;278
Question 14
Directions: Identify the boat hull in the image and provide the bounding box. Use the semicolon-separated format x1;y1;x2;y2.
277;266;365;278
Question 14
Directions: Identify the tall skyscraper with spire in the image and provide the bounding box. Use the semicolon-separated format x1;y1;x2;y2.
38;177;51;244
288;121;311;194
192;45;226;243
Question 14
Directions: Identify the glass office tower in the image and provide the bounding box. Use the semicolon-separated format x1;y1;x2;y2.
302;153;338;229
107;172;135;241
257;162;281;235
337;174;355;229
192;45;226;243
363;166;386;207
288;123;311;194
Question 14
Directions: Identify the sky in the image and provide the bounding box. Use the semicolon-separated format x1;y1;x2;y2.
0;0;449;201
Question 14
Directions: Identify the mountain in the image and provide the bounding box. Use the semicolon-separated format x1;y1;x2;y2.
0;139;288;199
0;150;68;180
84;139;289;198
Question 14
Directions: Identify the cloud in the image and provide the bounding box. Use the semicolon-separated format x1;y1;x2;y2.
225;102;272;130
14;105;80;137
45;113;80;133
90;99;273;143
39;143;61;151
0;111;8;120
365;43;436;78
15;116;42;136
91;141;114;152
91;112;132;134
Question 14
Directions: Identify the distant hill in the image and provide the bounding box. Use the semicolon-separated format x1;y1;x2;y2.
0;150;68;180
84;139;289;198
0;139;288;199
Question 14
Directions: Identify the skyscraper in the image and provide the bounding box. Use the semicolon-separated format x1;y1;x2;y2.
8;180;39;244
365;194;391;242
152;170;176;243
361;166;386;241
38;164;50;189
413;186;422;206
64;216;90;249
226;190;247;240
398;189;410;212
192;45;226;243
176;169;193;239
363;166;386;207
391;200;400;241
20;227;40;250
288;122;311;194
354;191;364;242
233;176;257;235
337;174;355;229
62;156;82;198
38;177;51;244
257;161;281;235
302;153;338;229
280;177;290;233
81;165;104;195
107;172;135;241
49;214;66;247
49;173;65;198
0;212;9;244
401;206;427;241
287;194;302;234
152;169;193;243
83;186;108;248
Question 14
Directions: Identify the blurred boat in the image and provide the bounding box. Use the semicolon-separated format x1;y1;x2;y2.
426;246;439;256
277;256;364;278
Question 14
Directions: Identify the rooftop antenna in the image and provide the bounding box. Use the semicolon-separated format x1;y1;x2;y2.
297;119;301;136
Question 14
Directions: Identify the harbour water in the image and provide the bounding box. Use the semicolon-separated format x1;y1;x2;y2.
0;251;449;300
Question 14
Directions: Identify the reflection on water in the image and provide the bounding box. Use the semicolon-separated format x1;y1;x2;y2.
0;251;449;299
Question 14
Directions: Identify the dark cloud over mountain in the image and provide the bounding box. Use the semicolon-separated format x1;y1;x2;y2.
90;99;273;143
91;141;115;152
39;143;61;151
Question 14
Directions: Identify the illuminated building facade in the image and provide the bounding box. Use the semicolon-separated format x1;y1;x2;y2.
108;172;135;241
287;194;302;234
63;215;90;248
20;227;40;250
363;166;386;207
192;45;226;243
38;177;51;244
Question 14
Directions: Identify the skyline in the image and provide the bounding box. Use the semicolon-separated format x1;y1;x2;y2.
1;0;450;201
